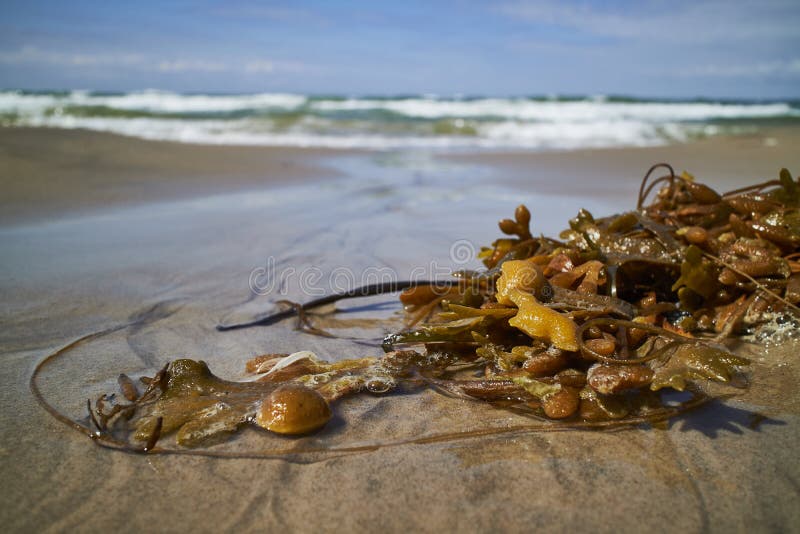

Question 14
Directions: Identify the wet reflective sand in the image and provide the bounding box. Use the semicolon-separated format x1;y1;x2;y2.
2;147;799;531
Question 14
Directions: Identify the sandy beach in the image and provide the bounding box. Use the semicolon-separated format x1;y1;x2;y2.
3;126;799;226
2;126;799;531
450;125;800;196
0;127;351;226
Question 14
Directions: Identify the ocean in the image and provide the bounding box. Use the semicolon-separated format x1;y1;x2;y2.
1;90;798;151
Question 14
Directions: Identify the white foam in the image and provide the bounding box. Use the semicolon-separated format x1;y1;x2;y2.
13;113;691;150
0;90;307;113
88;91;307;112
2;90;797;151
310;97;797;122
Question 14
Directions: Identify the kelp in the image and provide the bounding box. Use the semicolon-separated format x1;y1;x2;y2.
650;344;751;392
83;164;799;451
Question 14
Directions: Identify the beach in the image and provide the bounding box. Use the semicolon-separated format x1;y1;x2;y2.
0;127;345;226
2;125;800;531
451;125;800;195
3;125;799;225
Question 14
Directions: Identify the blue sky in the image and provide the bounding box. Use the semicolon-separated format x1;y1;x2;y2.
1;0;798;98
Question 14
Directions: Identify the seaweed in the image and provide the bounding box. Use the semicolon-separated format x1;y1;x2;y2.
76;165;799;450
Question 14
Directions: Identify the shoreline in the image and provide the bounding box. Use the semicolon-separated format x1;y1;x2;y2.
0;127;350;226
1;125;800;227
447;125;800;197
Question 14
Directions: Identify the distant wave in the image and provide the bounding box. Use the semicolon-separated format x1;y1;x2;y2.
1;90;798;150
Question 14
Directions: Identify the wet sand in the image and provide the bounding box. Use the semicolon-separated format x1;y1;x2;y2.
449;125;800;197
3;126;799;225
0;127;346;226
1;127;799;532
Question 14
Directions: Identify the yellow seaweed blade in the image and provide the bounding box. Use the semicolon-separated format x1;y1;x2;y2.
508;290;579;352
496;258;546;305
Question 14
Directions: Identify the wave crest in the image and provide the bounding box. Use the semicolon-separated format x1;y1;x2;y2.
1;90;796;150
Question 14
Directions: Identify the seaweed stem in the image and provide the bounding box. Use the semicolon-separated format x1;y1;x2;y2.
577;318;695;364
722;179;782;197
703;251;800;316
216;280;460;331
637;163;676;211
87;399;102;433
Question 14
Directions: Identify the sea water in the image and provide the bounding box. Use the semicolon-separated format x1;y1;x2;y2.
1;89;798;150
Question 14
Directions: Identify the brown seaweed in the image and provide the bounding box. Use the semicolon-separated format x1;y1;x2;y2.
39;164;800;453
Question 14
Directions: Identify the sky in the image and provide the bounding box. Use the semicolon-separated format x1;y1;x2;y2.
1;0;799;99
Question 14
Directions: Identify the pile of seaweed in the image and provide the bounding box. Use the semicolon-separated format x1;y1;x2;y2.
80;164;800;451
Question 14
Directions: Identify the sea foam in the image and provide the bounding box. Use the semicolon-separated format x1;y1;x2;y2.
1;90;796;150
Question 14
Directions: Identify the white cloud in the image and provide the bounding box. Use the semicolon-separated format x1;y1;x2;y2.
672;58;800;78
0;46;306;76
498;0;800;44
244;60;274;74
245;59;313;75
0;46;144;67
157;60;228;73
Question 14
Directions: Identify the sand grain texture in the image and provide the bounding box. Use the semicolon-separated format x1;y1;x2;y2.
1;128;799;532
